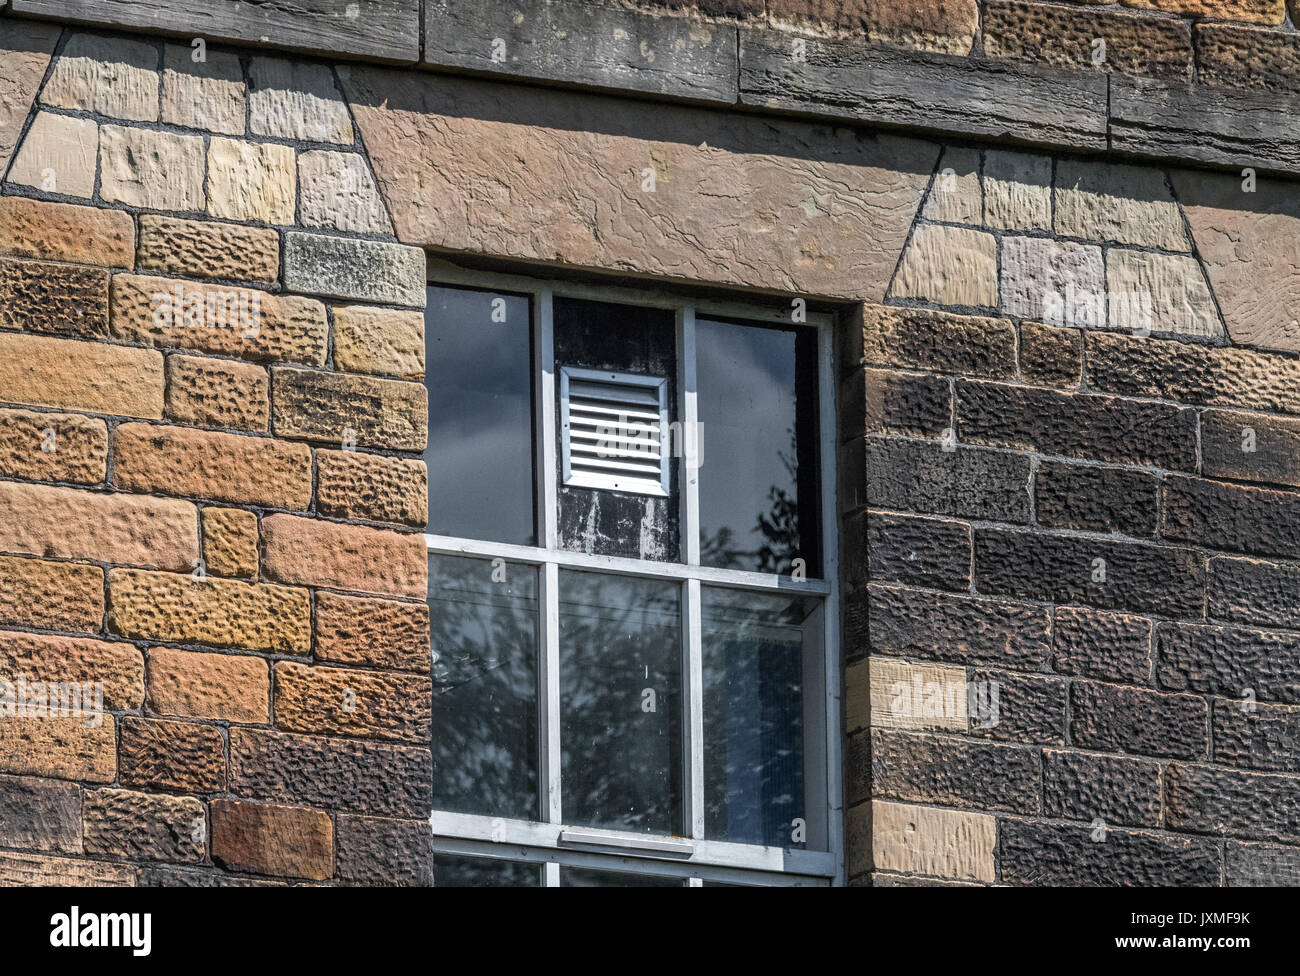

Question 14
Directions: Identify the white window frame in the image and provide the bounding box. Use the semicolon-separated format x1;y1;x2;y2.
425;262;844;887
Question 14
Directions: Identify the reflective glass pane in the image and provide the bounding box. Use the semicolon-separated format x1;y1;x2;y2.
559;571;682;834
696;318;820;575
560;866;686;887
434;854;542;887
425;285;535;545
430;554;539;820
702;587;819;848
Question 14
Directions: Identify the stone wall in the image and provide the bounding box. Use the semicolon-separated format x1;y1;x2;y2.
0;3;1298;886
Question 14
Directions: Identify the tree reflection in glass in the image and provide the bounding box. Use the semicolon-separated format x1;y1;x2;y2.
702;587;817;848
559;571;682;835
429;554;539;821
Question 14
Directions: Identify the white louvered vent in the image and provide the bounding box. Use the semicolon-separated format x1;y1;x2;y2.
561;367;669;497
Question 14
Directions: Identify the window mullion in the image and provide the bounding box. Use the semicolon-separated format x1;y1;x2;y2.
539;560;562;825
683;577;704;839
536;287;558;550
677;307;700;566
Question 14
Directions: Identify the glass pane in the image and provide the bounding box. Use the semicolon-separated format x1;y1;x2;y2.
429;554;539;821
425;285;535;545
559;571;682;834
434;854;542;887
696;318;820;575
702;587;819;848
560;866;686;887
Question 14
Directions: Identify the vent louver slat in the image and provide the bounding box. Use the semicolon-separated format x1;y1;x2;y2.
561;368;669;497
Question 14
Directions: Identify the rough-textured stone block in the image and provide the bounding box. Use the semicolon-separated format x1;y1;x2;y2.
858;437;1032;522
843;368;949;440
229;728;432;818
148;646;269;724
966;667;1065;744
0;480;196;570
871;800;994;882
0;555;103;633
1213;698;1300;773
1166;762;1300;844
202;507;258;579
0;629;143;710
1042;750;1162;827
1054;159;1188;250
1227;841;1300;886
343;64;938;302
1035;460;1158;536
211;799;333;880
284;233;424;307
891;223;997;308
336;815;433;886
1202;409;1300;489
1000;819;1219;886
770;0;978;55
114;423;312;510
983;150;1051;231
0;258;108;337
0;717;115;784
271;367;427;450
1070;680;1208;759
110;568;310;655
1123;0;1283;25
871;729;1040;813
84;788;204;863
0;196;134;268
0;20;60;178
867;657;969;732
1162;474;1300;560
315;450;426;526
274;661;433;744
119;717;225;793
162;43;244;135
0;775;81;854
957;380;1197;469
1018;322;1081;387
112;275;327;365
249;57;353;144
999;235;1105;327
863;584;1051;669
922;147;981;224
314;592;429;672
261;513;427;599
1086;331;1300;415
736;27;1108;149
851;304;1016;379
331;305;424;378
983;0;1193;79
1209;556;1300;631
1105;248;1221;340
1195;22;1300;93
0;408;106;485
974;529;1206;616
206;137;296;224
1053;606;1152;685
99;125;205;211
1158;621;1300;705
7;112;97;198
165;354;270;432
42;32;159;121
425;0;739;101
0;852;134;887
298;150;391;233
862;511;971;591
138;215;279;283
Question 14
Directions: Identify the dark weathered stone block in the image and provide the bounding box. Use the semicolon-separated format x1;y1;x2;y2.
871;728;1040;813
337;815;433;886
1162;474;1300;560
1053;606;1152;685
863;511;971;591
1158;621;1300;705
967;668;1066;745
1209;555;1300;630
1166;762;1300;844
1035;460;1159;537
1070;680;1208;760
859;437;1032;523
1212;698;1300;773
1000;819;1219;886
1042;750;1162;827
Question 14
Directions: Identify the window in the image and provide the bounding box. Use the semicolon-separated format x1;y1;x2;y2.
424;266;841;887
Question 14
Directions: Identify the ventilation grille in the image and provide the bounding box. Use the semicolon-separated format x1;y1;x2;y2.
561;367;669;497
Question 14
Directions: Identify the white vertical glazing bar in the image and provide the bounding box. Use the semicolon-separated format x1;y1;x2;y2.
817;319;845;886
540;560;562;826
677;307;701;566
535;290;563;829
684;577;705;839
537;289;558;551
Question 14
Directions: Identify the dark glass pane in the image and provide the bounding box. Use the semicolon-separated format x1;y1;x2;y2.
425;285;535;545
696;319;820;575
429;554;539;821
560;866;686;887
434;854;542;887
559;571;682;834
702;587;817;848
553;297;679;562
